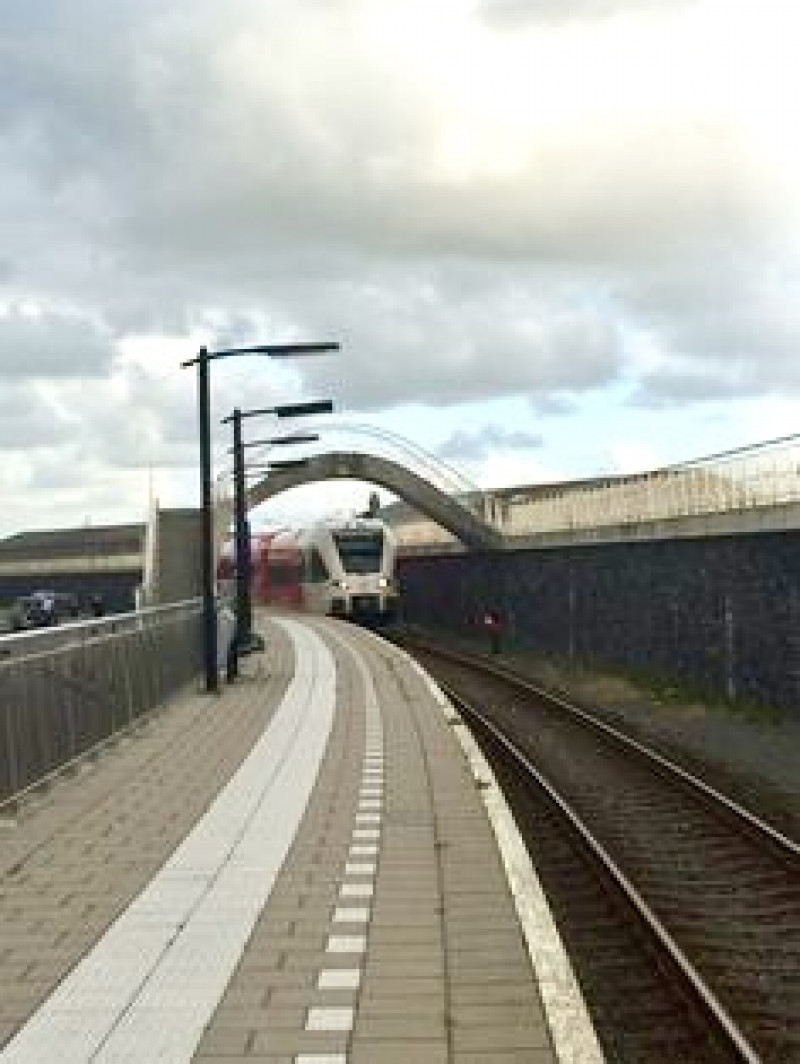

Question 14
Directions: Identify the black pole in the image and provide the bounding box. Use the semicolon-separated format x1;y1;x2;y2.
198;346;218;693
184;340;338;686
232;408;252;652
242;513;254;649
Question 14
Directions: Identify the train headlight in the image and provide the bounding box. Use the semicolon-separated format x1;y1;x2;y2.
378;577;389;588
334;579;349;590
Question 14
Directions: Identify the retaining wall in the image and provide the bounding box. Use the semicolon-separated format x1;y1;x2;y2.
396;530;800;714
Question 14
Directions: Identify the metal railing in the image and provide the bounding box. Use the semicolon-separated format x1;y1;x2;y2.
241;418;496;523
0;600;203;807
502;438;800;536
391;434;800;545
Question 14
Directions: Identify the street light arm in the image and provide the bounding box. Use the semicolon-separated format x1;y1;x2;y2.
182;341;339;368
229;433;321;452
243;399;334;420
221;400;334;424
265;458;310;471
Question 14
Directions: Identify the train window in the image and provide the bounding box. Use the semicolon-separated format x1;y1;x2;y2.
268;560;300;586
333;532;383;573
308;548;329;583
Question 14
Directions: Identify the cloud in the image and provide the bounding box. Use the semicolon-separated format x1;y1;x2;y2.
437;423;544;463
623;257;800;406
295;267;627;409
0;0;799;531
478;0;691;29
3;1;779;289
629;367;756;408
0;381;75;448
0;306;114;380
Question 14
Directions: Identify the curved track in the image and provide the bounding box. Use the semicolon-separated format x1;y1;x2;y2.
402;638;800;1064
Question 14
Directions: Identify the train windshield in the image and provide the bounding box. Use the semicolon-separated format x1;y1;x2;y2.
333;531;383;573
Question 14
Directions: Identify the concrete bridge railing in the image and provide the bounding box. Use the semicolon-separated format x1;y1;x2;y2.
247;450;503;551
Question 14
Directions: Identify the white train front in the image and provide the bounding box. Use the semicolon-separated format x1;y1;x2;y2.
218;517;399;624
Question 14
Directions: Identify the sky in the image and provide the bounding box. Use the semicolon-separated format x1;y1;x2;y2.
2;0;800;536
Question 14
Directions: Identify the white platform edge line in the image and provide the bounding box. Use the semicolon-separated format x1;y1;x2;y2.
3;618;337;1064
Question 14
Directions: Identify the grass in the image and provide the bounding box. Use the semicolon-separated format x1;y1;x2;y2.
398;622;791;725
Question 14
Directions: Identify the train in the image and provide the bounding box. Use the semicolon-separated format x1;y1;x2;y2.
218;516;399;624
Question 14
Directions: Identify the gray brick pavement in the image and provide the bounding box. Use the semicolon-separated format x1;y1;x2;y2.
0;626;295;1047
0;615;563;1063
193;619;557;1062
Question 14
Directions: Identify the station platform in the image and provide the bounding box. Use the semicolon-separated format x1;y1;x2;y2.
0;614;601;1063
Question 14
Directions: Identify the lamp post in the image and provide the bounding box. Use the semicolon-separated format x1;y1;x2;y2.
182;343;338;694
226;407;251;659
221;399;332;665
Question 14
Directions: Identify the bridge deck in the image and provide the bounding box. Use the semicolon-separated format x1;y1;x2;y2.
0;614;599;1062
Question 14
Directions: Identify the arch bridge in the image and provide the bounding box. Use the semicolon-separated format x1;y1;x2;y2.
246;450;502;551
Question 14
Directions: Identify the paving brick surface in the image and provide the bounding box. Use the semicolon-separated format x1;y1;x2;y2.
0;614;560;1062
0;626;295;1046
195;619;557;1062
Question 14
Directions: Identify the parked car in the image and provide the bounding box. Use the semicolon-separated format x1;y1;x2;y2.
53;591;81;619
8;594;53;631
7;590;81;630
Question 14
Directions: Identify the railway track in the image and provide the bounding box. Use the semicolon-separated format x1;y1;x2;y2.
399;637;800;1064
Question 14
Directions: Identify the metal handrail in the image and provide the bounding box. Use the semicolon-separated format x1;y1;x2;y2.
0;600;204;807
391;433;800;543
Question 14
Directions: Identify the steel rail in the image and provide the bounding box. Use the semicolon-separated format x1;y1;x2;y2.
417;640;800;860
442;682;763;1064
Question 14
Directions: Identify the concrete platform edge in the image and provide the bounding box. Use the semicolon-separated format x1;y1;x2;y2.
390;639;606;1064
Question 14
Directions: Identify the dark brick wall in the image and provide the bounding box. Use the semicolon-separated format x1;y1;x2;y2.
397;531;800;714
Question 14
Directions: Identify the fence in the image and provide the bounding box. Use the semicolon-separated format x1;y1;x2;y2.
391;433;800;546
506;436;800;537
0;600;203;806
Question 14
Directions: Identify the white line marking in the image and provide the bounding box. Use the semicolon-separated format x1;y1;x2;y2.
296;1055;347;1064
333;906;370;923
317;968;361;990
345;862;375;876
326;935;366;954
341;882;373;899
305;1006;354;1031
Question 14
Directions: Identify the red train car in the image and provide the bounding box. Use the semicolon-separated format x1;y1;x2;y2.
251;530;303;609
